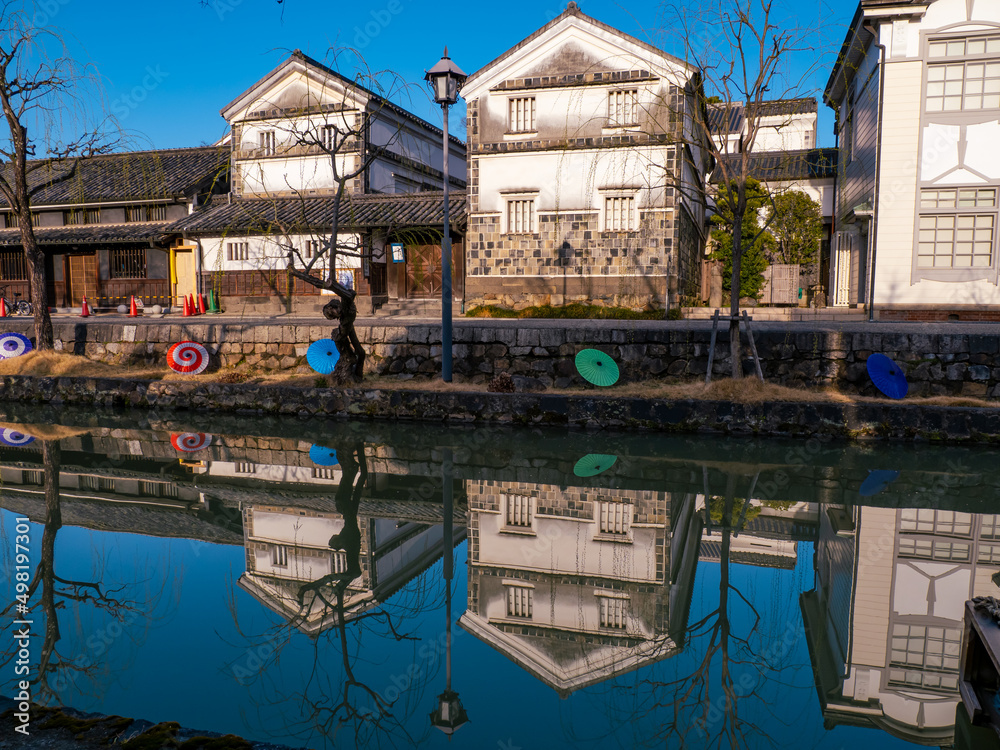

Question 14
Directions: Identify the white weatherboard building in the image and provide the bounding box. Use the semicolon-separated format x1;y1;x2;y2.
173;50;466;312
827;0;1000;319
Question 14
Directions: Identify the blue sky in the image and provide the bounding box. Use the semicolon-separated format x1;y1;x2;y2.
44;0;843;151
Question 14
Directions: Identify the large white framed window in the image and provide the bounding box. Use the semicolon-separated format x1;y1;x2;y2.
927;35;1000;112
508;97;536;133
506;197;536;234
321;125;337;150
918;188;996;269
607;89;638;127
604;195;637;232
900;508;973;536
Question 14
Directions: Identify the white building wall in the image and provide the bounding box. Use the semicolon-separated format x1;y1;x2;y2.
200;233;361;276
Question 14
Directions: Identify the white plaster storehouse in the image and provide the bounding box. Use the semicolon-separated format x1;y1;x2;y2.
458;481;701;695
827;0;1000;319
461;2;709;312
174;50;466;313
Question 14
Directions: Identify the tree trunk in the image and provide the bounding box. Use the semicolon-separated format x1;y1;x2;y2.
24;235;53;349
729;210;744;379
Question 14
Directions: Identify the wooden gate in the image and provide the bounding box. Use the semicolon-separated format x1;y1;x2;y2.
67;254;97;306
405;245;442;298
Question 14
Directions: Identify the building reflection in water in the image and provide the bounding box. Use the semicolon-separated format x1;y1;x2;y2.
802;503;1000;745
460;480;703;696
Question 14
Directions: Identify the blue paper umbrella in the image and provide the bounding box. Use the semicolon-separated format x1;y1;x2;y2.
866;353;908;399
0;332;32;359
0;427;35;447
859;470;901;497
309;444;339;467
573;453;618;477
307;339;341;374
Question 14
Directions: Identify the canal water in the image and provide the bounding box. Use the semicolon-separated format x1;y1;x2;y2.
0;405;996;749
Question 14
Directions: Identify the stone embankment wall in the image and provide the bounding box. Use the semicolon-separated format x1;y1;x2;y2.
0;375;999;442
6;320;1000;397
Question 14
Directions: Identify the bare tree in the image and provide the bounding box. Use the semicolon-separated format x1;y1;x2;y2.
660;0;828;377
0;3;119;348
209;48;413;383
1;440;171;706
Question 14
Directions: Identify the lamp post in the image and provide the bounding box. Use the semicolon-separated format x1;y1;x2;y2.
429;447;469;736
425;48;467;383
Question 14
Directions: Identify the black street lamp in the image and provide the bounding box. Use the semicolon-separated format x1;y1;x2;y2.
429;447;469;736
425;48;467;383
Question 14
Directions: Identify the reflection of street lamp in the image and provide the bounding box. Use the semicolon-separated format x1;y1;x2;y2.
430;447;469;735
425;48;467;383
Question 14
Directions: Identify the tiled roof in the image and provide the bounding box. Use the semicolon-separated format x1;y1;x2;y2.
0;222;171;246
170;191;468;234
709;98;818;134
0;146;228;207
711;148;838;183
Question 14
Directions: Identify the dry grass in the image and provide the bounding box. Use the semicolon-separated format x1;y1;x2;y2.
0;421;91;440
0;353;996;410
0;351;166;379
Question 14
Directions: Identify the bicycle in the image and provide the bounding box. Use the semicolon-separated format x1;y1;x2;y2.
0;286;32;316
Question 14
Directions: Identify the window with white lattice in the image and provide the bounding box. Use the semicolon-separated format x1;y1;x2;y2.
272;545;289;567
332;550;349;574
260;130;276;156
506;198;535;234
505;584;533;619
597;594;628;629
508;97;536;133
604;195;636;232
607;89;638;126
596;501;632;538
898;537;971;562
888;623;961;691
502;493;534;530
227;242;249;261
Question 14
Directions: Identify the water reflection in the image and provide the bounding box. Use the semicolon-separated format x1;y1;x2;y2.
1;408;998;749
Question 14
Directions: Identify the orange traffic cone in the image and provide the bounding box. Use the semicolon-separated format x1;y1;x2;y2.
80;296;90;317
128;295;139;317
197;293;206;315
0;297;7;317
189;294;198;316
182;295;191;316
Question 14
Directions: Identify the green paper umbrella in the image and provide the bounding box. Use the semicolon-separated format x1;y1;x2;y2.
574;453;618;477
575;348;620;386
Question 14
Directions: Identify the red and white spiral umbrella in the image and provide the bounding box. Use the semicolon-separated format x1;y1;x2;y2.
170;432;212;452
167;341;210;374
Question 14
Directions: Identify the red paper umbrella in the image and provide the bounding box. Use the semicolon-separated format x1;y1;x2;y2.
170;432;212;452
167;341;210;374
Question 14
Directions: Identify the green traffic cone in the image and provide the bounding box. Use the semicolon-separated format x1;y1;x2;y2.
208;289;219;313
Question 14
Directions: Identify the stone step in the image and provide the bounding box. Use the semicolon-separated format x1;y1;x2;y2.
375;299;453;318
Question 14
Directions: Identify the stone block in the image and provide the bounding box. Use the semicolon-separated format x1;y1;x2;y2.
969;364;991;381
946;363;968;381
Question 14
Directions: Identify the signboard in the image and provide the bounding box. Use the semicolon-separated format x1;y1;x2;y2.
390;243;406;264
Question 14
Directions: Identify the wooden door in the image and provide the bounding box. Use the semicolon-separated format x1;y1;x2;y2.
174;250;194;305
68;254;97;307
405;245;442;298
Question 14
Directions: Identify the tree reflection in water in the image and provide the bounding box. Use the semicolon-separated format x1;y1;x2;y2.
0;437;174;707
228;442;440;748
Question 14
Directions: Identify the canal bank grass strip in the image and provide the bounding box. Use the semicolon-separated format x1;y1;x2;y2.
0;351;997;411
